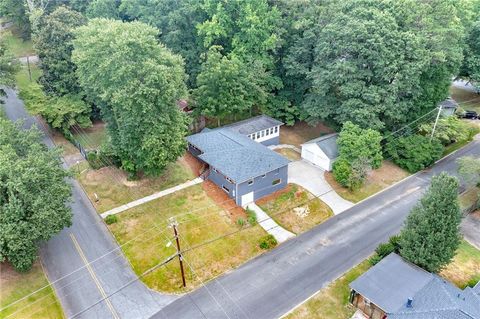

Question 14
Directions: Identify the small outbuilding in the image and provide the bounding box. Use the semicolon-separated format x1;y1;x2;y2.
300;133;339;171
439;98;459;117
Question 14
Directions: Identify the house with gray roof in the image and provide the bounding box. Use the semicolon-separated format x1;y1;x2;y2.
300;133;339;171
349;253;480;319
186;116;288;206
225;115;284;146
440;98;459;117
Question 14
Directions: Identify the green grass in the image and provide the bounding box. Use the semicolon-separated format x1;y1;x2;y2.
257;184;333;234
108;184;268;293
0;261;64;319
443;123;480;156
77;157;196;213
1;29;34;58
72;123;107;150
285;260;371;319
440;240;480;289
14;64;42;91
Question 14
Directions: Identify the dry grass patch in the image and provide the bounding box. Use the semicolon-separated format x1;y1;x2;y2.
257;184;333;234
285;260;371;319
77;157;195;213
108;184;267;293
275;148;301;161
450;86;480;113
280;121;334;147
0;261;63;319
440;240;480;289
325;161;409;203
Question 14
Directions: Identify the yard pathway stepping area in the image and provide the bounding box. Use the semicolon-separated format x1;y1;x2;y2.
100;177;203;218
246;203;295;243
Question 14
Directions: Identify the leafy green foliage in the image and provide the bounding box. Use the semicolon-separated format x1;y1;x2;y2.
460;20;480;87
193;46;266;123
0;41;18;86
259;234;277;249
0;119;72;271
35;6;86;96
419;116;470;146
0;0;31;39
400;173;461;272
105;214;118;225
332;158;352;188
457;156;480;188
385;135;444;173
86;0;121;19
338;122;383;169
246;209;257;226
72;19;189;176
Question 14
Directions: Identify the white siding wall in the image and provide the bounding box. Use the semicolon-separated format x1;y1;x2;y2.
247;125;280;143
301;144;332;171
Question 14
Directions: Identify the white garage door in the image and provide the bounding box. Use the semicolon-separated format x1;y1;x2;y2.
241;192;254;207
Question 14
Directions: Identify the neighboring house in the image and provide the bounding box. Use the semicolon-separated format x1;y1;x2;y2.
349;253;480;319
186;116;289;206
300;133;339;171
440;98;459;117
224;115;284;146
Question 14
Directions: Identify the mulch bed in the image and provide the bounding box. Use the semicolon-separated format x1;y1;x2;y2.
202;180;246;222
182;152;205;177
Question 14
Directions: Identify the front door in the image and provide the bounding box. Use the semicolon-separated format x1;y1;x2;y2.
241;192;254;206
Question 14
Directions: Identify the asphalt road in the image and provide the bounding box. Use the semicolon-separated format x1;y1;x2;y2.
152;136;480;319
2;88;176;319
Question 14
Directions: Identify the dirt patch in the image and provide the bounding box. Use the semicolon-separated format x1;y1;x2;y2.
280;121;334;147
202;180;245;222
182;153;205;177
0;262;19;287
256;184;298;206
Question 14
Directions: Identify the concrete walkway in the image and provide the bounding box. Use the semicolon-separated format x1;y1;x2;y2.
269;144;301;153
246;203;295;243
101;177;203;218
288;160;354;214
462;212;480;249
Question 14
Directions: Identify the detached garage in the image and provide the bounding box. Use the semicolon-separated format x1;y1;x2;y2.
301;133;339;171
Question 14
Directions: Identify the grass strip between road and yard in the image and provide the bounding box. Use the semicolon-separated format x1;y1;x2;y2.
0;261;64;319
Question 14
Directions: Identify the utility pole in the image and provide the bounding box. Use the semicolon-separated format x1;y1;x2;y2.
26;56;32;82
169;218;186;288
430;105;442;141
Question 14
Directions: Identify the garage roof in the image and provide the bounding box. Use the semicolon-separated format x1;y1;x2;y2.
303;133;339;159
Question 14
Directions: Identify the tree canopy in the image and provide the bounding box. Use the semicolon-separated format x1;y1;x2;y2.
35;6;86;96
0;119;72;271
72;19;189;176
400;172;461;272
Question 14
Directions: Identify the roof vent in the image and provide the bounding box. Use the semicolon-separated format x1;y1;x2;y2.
406;298;413;308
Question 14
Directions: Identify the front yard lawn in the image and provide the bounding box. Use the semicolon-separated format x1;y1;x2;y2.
325;161;409;203
440;240;480;289
280;121;334;147
450;86;480;114
72;122;107;150
275;148;301;161
1;29;35;58
0;261;64;319
285;260;371;319
257;184;333;234
77;156;195;213
107;184;268;293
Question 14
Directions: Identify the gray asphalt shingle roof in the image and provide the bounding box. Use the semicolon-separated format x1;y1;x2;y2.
350;254;480;319
303;133;339;159
224;115;283;135
186;127;288;183
439;98;459;109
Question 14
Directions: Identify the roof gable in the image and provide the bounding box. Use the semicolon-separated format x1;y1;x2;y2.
303;133;339;159
224;115;283;135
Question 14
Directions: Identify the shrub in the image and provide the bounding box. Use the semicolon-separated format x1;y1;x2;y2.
368;254;383;266
385;135;443;173
86;151;106;170
105;215;118;225
332;157;352;188
259;234;277;249
246;209;257;226
419;116;470;146
370;235;402;265
236;218;245;227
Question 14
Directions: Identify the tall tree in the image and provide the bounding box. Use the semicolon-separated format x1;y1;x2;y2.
193;46;266;125
459;21;480;87
0;119;72;271
72;19;189;176
0;0;31;38
86;0;121;19
400;173;461;273
35;6;86;96
120;0;207;86
0;41;18;86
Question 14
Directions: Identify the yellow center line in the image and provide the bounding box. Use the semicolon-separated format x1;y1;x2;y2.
70;233;120;319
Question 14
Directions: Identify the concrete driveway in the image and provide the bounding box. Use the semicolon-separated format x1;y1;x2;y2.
462;212;480;249
288;160;354;214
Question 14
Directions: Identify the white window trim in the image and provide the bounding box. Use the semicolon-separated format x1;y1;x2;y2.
272;178;281;186
222;185;230;193
248;179;254;185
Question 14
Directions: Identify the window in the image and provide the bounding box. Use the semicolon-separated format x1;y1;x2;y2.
272;179;281;186
265;129;269;136
274;126;278;133
270;128;273;134
252;134;256;140
226;177;233;183
256;132;260;139
222;185;230;193
261;173;266;178
248;179;254;185
213;168;218;173
261;130;265;137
